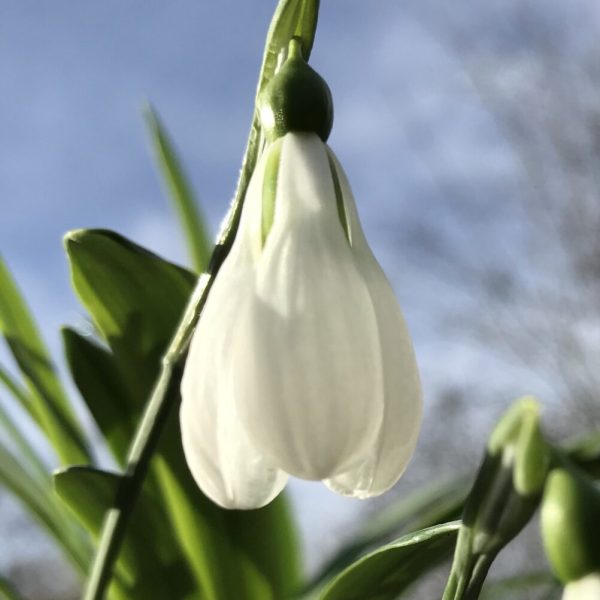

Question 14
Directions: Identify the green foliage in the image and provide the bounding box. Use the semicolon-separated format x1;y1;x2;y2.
144;105;213;274
320;522;461;600
0;256;90;465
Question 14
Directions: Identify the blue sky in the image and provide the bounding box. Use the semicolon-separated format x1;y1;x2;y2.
1;0;598;594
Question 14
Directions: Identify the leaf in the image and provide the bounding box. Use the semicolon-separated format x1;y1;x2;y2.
0;441;91;574
0;366;48;478
54;466;194;600
143;105;213;273
64;229;196;368
306;476;468;593
0;256;90;464
229;493;302;598
320;521;461;600
62;328;134;465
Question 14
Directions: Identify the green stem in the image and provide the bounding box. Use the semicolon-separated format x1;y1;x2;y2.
463;555;495;600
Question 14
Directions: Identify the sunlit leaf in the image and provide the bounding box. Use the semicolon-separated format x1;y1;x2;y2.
0;441;90;574
308;476;468;592
62;328;134;465
54;465;194;600
144;105;213;274
0;256;89;464
320;521;461;600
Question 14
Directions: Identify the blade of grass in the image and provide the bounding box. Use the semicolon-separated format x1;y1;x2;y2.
0;256;90;464
0;365;49;478
143;106;213;273
0;441;91;574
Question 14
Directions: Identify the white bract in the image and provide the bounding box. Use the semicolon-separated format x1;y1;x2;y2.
563;574;600;600
180;132;422;509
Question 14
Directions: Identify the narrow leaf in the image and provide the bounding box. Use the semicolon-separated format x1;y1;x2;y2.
320;522;461;600
308;476;468;592
54;466;193;599
62;328;134;465
144;105;213;273
0;256;89;464
0;442;90;574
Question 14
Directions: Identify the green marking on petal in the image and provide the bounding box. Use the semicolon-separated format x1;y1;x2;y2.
262;141;283;246
327;150;351;245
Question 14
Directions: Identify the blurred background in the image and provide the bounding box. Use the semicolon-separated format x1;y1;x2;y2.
1;0;599;597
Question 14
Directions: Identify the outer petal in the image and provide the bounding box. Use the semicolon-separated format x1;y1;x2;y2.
234;133;385;480
180;143;288;510
324;150;422;498
563;574;600;600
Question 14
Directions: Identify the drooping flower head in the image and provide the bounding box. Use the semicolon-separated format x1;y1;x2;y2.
180;38;422;509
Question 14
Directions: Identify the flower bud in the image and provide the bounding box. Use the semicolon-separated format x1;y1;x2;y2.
541;467;600;584
464;397;549;556
259;37;333;142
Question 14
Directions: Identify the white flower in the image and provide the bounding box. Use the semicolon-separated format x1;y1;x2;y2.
563;574;600;600
180;132;422;509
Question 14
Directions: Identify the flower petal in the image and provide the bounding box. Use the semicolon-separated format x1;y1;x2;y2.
180;146;288;510
324;150;422;498
234;133;385;480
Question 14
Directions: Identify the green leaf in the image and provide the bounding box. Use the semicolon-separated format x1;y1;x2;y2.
0;366;48;478
64;229;196;369
54;466;194;600
143;105;213;274
306;476;468;593
0;256;90;465
64;229;197;425
62;328;134;465
0;441;90;574
320;521;461;600
230;493;302;598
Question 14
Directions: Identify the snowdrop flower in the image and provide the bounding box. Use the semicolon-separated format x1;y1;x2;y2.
180;38;422;509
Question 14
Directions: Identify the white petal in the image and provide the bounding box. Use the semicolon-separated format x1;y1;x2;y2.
234;132;385;480
563;574;600;600
180;145;288;510
324;150;422;498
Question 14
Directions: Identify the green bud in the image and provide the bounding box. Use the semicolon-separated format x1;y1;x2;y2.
259;37;334;142
463;397;550;555
541;467;600;584
488;396;549;496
